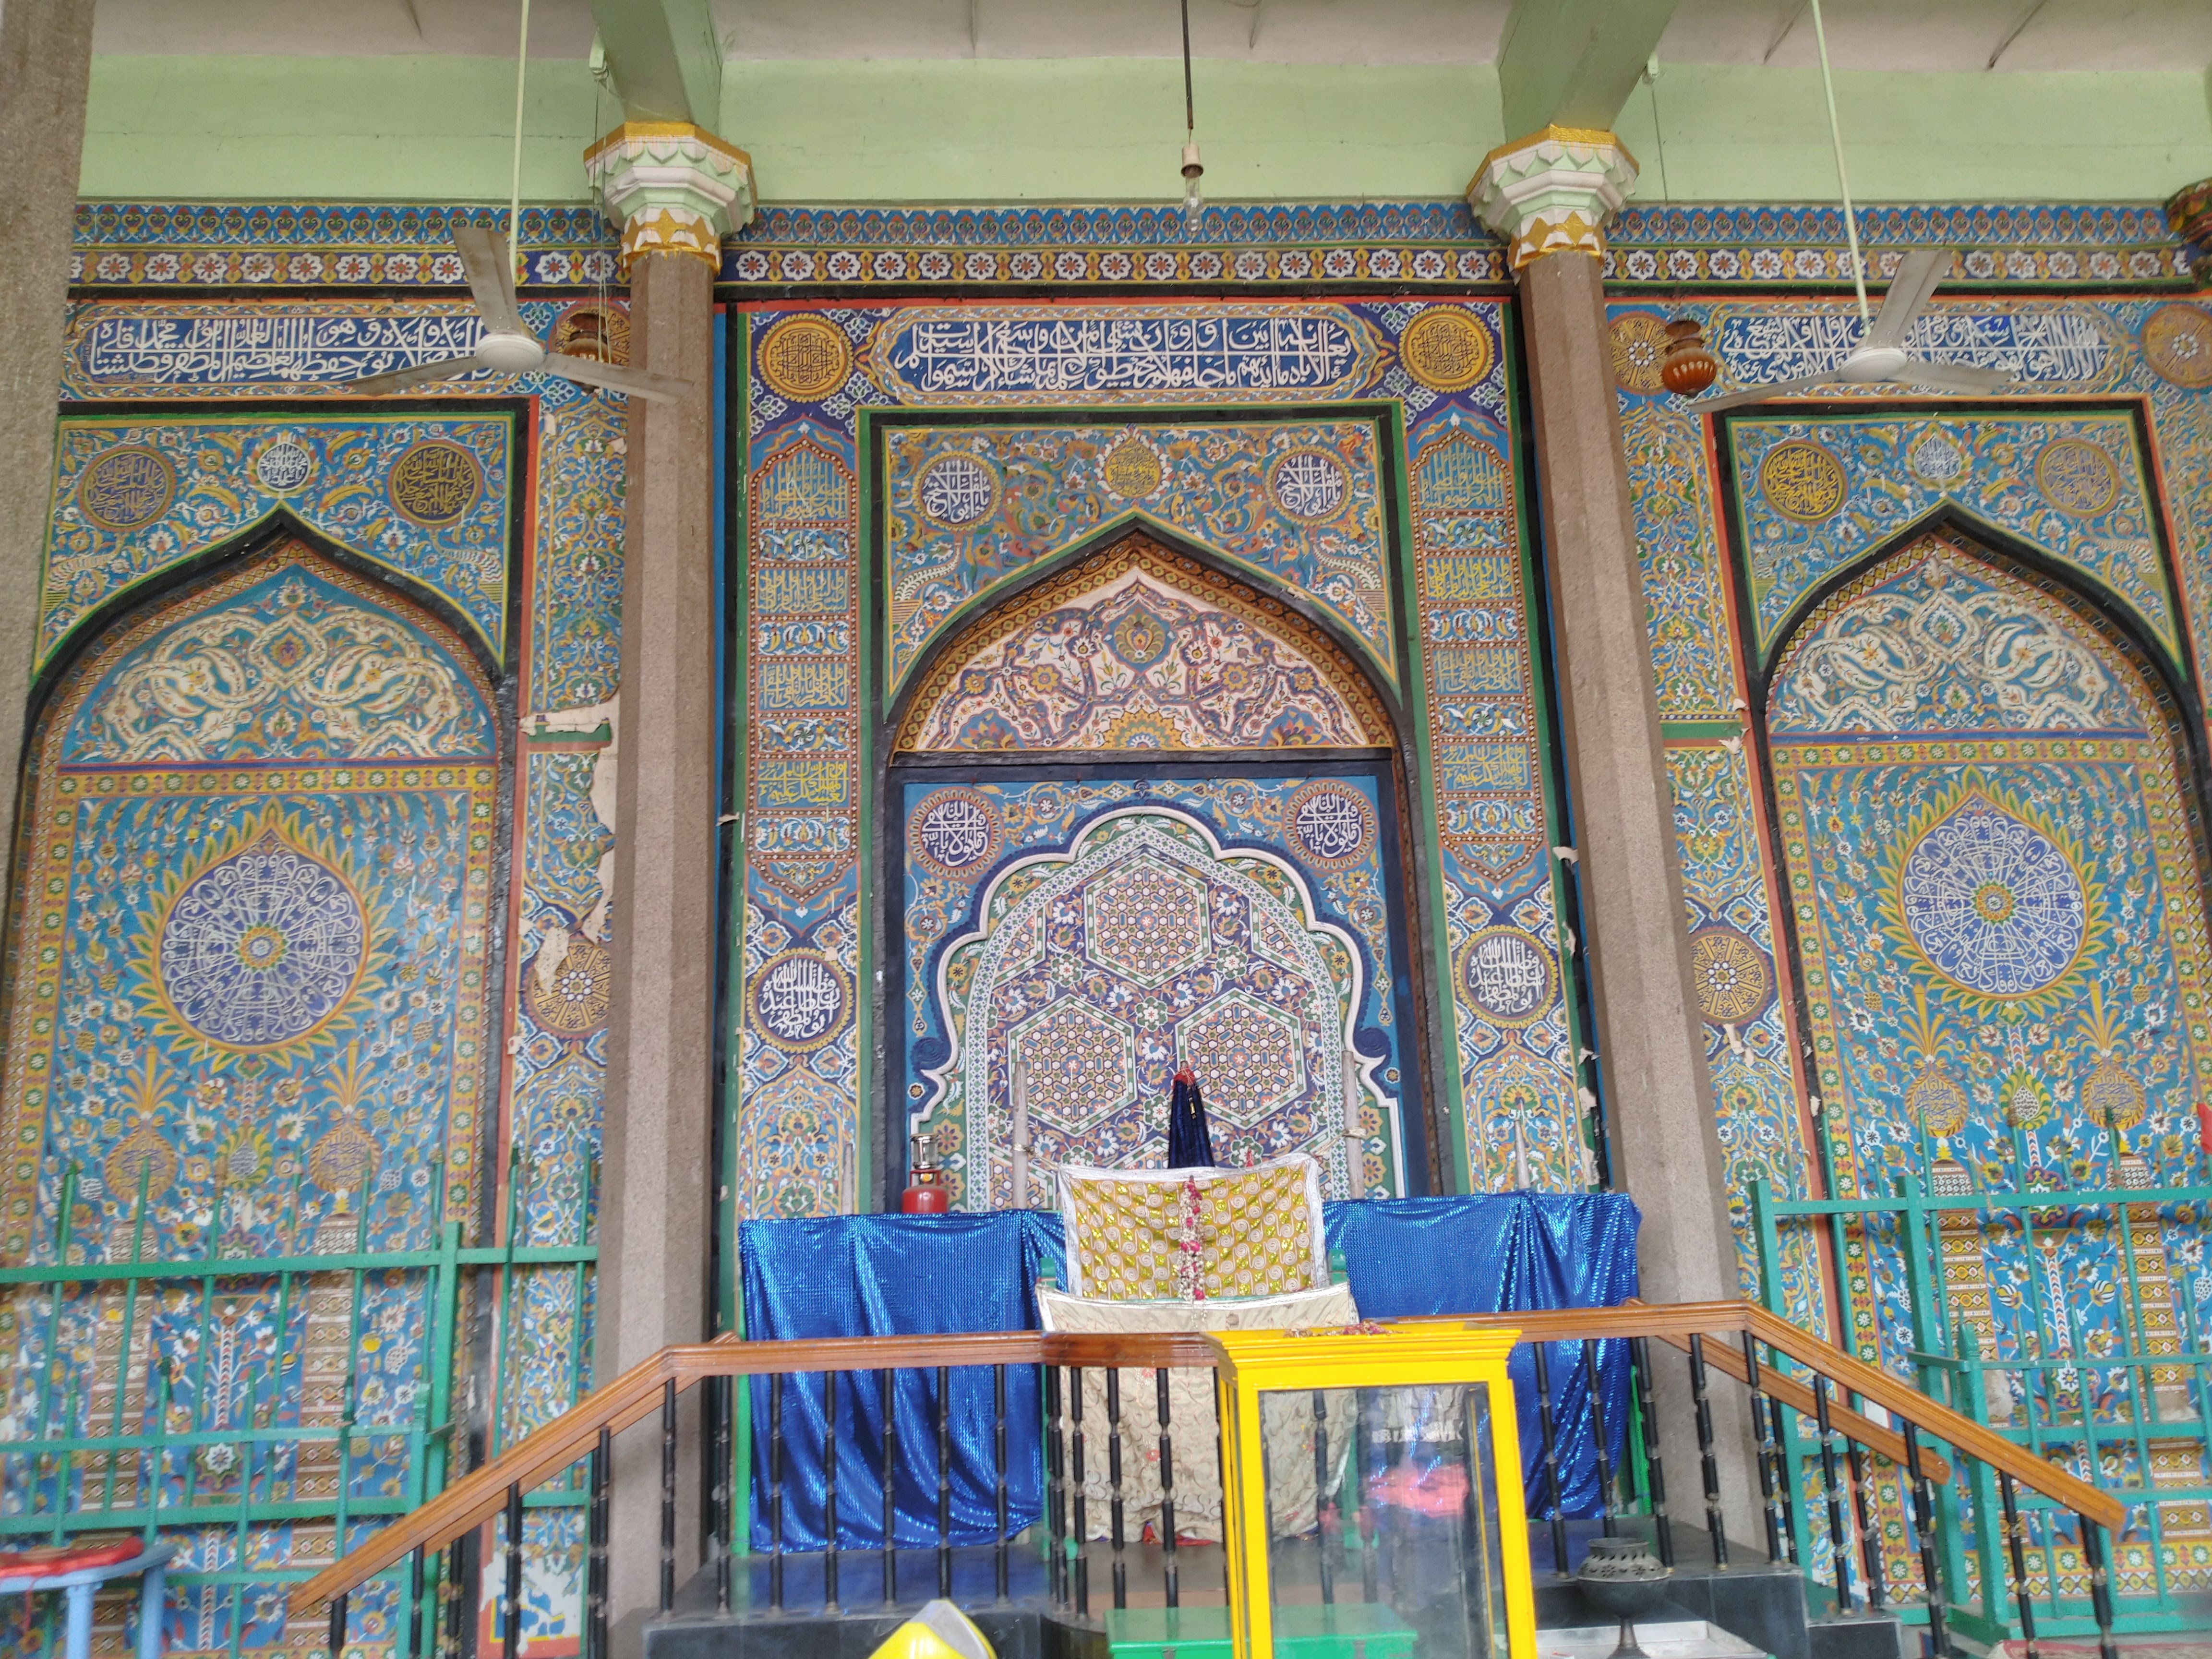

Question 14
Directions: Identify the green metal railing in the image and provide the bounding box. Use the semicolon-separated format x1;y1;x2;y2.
1752;1170;2212;1637
0;1159;596;1659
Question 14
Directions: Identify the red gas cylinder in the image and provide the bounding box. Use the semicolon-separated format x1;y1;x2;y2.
901;1133;952;1214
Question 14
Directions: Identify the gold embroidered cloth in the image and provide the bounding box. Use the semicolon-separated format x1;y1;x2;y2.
1055;1155;1327;1301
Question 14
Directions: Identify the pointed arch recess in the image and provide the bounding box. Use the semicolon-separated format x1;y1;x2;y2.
0;534;501;1261
895;532;1393;754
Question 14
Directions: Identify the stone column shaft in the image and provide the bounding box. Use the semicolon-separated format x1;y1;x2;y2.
1473;129;1760;1541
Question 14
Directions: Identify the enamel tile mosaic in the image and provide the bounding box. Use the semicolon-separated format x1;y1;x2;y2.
899;784;1413;1208
45;411;517;667
883;418;1394;691
741;297;1579;1204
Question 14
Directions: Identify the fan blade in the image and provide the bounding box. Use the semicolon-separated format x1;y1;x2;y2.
543;351;696;403
451;224;527;337
1894;361;2013;395
347;355;493;395
1865;248;1954;350
1686;373;1841;412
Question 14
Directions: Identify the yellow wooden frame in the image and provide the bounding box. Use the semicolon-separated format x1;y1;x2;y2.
1210;1324;1535;1659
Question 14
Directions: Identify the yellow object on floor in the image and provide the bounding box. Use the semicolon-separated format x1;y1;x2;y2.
865;1599;995;1659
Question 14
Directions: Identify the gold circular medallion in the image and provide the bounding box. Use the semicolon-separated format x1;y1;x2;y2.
1101;436;1163;499
757;314;853;401
526;933;613;1035
1609;311;1671;396
1687;925;1774;1024
2142;302;2212;390
551;301;630;364
78;446;176;531
389;440;483;528
1399;308;1495;392
1759;440;1847;523
2035;437;2119;517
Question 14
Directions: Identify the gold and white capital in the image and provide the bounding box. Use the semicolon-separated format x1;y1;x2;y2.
1466;125;1638;269
584;120;756;273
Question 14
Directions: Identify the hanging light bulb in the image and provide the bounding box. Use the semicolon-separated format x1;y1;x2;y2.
1177;0;1204;238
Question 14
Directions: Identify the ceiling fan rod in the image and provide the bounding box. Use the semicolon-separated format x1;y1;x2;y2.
508;0;532;279
1807;0;1871;326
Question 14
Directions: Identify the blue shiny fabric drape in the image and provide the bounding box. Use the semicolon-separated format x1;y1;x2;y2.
740;1192;1637;1549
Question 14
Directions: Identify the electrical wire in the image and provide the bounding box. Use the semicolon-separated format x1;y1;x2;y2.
1181;0;1195;136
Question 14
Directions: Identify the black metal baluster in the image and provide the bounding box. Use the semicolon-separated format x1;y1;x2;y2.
1739;1334;1789;1564
769;1374;787;1613
659;1379;678;1614
1106;1367;1129;1610
1070;1365;1090;1616
1846;1440;1886;1611
936;1365;954;1599
993;1364;1011;1603
410;1546;428;1659
328;1593;347;1659
824;1370;842;1612
1313;1388;1337;1603
1531;1341;1571;1576
1812;1375;1851;1612
2078;1513;2119;1659
445;1539;468;1659
717;1377;735;1615
1156;1366;1180;1610
881;1368;899;1606
1902;1422;1950;1659
505;1480;527;1659
1999;1474;2037;1659
1583;1342;1617;1538
1630;1336;1673;1566
1046;1364;1068;1608
589;1427;611;1656
1687;1334;1729;1570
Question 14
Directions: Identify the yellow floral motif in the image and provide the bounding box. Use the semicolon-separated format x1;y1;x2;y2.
1062;1160;1324;1301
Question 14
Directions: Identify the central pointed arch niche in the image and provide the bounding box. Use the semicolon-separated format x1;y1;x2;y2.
882;529;1433;1209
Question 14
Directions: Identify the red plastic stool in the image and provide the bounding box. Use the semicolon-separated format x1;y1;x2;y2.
0;1538;174;1659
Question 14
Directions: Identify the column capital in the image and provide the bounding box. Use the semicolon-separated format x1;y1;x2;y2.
584;120;756;274
1467;125;1638;271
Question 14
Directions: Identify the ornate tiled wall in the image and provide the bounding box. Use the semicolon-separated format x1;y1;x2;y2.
3;286;629;1657
1611;291;2212;1332
737;296;1586;1209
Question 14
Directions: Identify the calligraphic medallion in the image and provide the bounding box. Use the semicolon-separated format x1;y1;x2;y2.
1101;436;1164;500
105;1121;178;1208
389;440;483;528
526;934;613;1035
253;438;315;494
1687;925;1774;1025
1609;311;1671;396
1399;308;1494;392
911;787;1001;881
1906;430;1966;486
1895;792;2087;1003
155;826;371;1051
1759;440;1846;523
916;453;999;528
78;446;176;531
2034;438;2119;517
751;948;852;1053
1268;448;1350;521
758;314;853;401
1905;1062;1971;1139
1460;925;1553;1028
1286;781;1377;870
2141;302;2212;390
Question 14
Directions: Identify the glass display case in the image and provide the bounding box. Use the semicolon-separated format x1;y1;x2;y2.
1211;1325;1534;1659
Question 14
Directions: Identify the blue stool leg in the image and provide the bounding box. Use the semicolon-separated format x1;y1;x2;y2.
137;1565;167;1659
65;1582;94;1659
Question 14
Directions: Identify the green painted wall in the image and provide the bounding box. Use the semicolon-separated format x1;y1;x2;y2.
78;52;2212;208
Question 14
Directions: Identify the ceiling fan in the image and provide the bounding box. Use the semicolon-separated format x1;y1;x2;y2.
1687;0;2015;413
347;224;690;401
348;0;690;403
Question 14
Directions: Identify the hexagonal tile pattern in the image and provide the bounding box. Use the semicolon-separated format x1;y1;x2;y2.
1179;993;1307;1123
1011;1000;1137;1133
1083;855;1210;987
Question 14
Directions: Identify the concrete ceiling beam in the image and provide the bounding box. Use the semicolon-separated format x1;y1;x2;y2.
1496;0;1680;137
586;0;721;127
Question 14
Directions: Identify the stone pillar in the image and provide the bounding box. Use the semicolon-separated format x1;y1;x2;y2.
1471;129;1760;1542
585;121;753;1653
0;0;96;870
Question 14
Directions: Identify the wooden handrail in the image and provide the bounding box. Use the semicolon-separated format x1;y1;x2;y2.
297;1295;2121;1611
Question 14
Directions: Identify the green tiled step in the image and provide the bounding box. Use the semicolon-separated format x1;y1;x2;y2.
1106;1603;1418;1659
